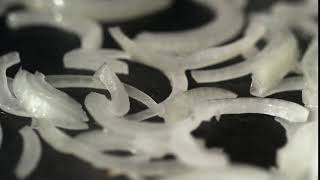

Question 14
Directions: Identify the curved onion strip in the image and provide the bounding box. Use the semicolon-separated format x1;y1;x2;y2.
85;92;167;136
7;11;103;49
263;76;305;97
194;98;309;123
160;165;274;180
183;18;266;69
161;87;238;123
94;64;130;116
12;70;88;130
109;27;188;102
75;130;136;154
277;120;318;180
35;119;188;177
134;0;244;54
44;75;159;112
191;28;299;98
14;126;42;179
271;2;318;38
126;87;237;122
0;52;29;117
20;0;173;22
169;119;228;168
302;37;318;109
63;49;130;74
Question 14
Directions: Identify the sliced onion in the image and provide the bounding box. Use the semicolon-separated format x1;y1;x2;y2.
75;130;137;154
0;52;29;117
12;69;89;130
182;17;266;69
169;119;229;168
85;92;167;136
7;11;103;49
277;120;318;180
35;119;189;177
45;75;159;112
21;0;173;22
262;76;305;97
109;27;188;101
191;27;299;98
302;37;318;108
63;49;130;74
14;126;42;179
94;64;130;116
194;98;309;123
134;0;244;54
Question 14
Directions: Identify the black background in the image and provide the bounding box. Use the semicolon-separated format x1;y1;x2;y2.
0;0;311;180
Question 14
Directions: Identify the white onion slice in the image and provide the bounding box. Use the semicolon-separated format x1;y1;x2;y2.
44;75;159;112
134;0;244;54
277;120;318;180
263;76;305;97
35;119;188;177
194;98;309;123
109;27;188;101
85;92;167;136
0;52;29;117
75;130;136;154
12;69;88;130
182;17;266;69
7;11;103;49
160;165;274;180
302;37;318;108
94;64;130;116
14;126;42;180
63;49;130;74
191;28;299;98
20;0;173;22
169;119;228;168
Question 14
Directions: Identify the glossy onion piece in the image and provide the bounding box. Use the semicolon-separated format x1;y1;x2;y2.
45;75;159;112
135;0;244;54
270;1;318;38
277;120;318;180
263;76;305;97
63;49;130;74
75;130;136;154
0;52;29;117
35;119;188;178
85;92;167;136
7;11;103;49
161;87;238;123
21;0;173;22
182;16;266;69
169;119;229;168
94;64;130;116
194;98;309;123
12;70;89;130
160;165;274;180
302;38;318;109
14;126;42;179
109;27;188;101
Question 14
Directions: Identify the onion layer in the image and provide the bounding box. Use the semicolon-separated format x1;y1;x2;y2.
7;12;103;49
135;0;245;54
14;126;42;180
20;0;174;22
63;49;130;74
